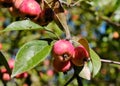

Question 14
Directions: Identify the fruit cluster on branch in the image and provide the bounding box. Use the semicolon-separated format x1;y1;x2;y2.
52;39;89;72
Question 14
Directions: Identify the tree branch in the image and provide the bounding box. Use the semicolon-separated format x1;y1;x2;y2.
99;16;120;28
101;59;120;65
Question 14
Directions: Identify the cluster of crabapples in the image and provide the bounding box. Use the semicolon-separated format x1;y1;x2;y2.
0;0;54;25
0;58;28;81
52;39;89;72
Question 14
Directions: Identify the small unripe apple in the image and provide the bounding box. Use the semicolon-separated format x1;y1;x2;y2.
2;73;11;81
52;39;74;62
19;0;41;17
53;59;71;72
72;45;89;66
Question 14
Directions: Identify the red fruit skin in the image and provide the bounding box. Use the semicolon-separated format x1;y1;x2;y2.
53;59;71;72
52;40;74;61
72;45;89;66
0;43;2;50
19;0;41;17
8;58;14;69
0;68;7;73
2;73;11;81
47;69;54;77
15;72;28;78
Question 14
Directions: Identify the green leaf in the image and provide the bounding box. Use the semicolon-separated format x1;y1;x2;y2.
1;20;43;32
90;48;101;77
67;0;72;5
0;52;11;75
79;62;91;80
11;40;52;78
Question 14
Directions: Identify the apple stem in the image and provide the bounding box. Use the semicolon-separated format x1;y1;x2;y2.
64;26;71;40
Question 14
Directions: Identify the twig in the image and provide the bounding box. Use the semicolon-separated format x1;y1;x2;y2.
101;59;120;65
99;16;120;28
64;75;75;86
76;75;83;86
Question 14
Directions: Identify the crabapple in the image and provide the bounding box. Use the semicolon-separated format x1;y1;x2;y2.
15;72;28;78
0;43;2;50
52;39;74;62
53;59;71;72
0;68;7;73
2;73;11;81
19;0;41;17
47;69;54;77
8;58;14;69
72;45;89;66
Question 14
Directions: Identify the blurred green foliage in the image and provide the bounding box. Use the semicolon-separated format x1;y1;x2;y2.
0;0;120;86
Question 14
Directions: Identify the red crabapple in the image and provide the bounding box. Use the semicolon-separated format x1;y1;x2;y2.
52;39;74;62
0;68;7;73
2;73;11;81
19;0;41;17
72;45;89;66
53;59;71;72
8;58;14;69
47;69;54;77
15;72;28;78
0;43;2;50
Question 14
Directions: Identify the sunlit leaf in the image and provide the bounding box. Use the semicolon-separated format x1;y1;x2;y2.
90;48;101;77
11;40;52;77
1;20;43;32
79;62;91;80
87;60;93;73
